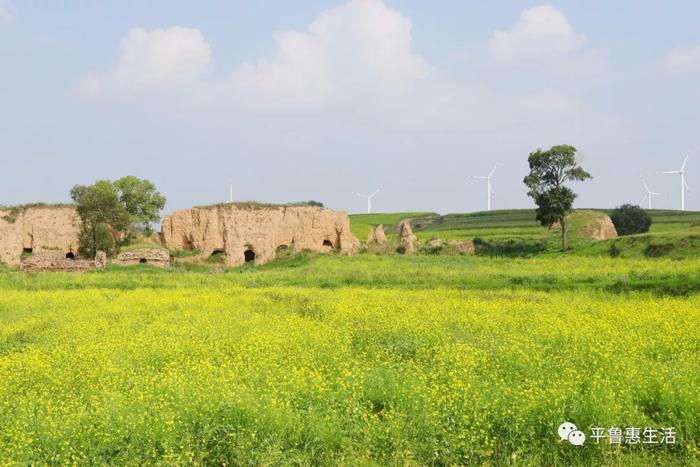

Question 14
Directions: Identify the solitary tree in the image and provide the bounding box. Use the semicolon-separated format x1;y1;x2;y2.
113;176;166;235
523;145;592;251
70;181;130;256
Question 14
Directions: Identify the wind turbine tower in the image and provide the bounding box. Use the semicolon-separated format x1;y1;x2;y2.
641;179;661;210
473;165;497;211
660;154;690;211
354;188;381;214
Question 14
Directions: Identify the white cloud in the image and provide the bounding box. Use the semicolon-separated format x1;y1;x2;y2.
76;0;583;129
490;4;586;59
77;27;211;97
0;0;14;26
488;4;604;78
78;0;430;107
226;0;432;107
665;46;700;72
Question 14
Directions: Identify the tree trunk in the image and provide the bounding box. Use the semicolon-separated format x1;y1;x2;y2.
560;217;568;252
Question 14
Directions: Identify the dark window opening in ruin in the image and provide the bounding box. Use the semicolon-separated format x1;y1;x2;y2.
139;258;147;264
211;249;225;256
65;252;75;260
244;249;256;263
323;240;333;248
23;248;32;254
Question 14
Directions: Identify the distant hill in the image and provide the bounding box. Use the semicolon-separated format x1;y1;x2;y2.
349;209;700;257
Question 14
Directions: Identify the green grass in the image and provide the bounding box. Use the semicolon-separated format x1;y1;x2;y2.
578;228;700;259
350;209;700;258
4;254;700;296
349;212;435;241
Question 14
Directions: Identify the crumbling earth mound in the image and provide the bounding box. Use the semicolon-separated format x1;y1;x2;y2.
20;250;106;273
0;206;80;266
161;204;359;267
365;224;387;247
114;248;170;268
398;220;418;254
550;211;618;241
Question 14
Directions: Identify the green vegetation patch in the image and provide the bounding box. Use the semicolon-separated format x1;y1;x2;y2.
349;212;436;241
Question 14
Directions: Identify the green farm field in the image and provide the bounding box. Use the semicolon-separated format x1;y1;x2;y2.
350;209;700;258
1;252;699;465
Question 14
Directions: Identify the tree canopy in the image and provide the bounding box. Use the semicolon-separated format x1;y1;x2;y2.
70;177;166;256
70;181;130;257
113;176;166;235
523;144;592;251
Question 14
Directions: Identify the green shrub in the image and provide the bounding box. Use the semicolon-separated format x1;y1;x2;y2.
611;204;652;235
473;237;547;257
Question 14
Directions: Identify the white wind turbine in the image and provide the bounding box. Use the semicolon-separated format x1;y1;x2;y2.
354;188;381;214
660;154;690;211
472;165;497;211
641;179;661;210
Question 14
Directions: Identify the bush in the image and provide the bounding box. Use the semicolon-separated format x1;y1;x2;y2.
473;237;547;257
610;204;652;236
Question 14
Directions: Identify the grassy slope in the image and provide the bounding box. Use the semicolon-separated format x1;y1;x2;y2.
348;212;435;242
350;209;700;257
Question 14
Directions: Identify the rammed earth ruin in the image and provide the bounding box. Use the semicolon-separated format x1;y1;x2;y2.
0;206;80;266
162;203;360;266
0;203;360;268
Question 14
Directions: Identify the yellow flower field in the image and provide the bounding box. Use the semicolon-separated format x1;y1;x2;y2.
0;257;698;464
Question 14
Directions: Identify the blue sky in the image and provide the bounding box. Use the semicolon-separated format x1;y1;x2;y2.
1;0;699;214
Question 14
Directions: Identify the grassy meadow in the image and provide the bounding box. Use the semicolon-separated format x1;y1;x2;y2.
350;209;700;258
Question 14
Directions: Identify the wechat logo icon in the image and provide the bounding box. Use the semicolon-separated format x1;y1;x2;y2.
559;422;586;446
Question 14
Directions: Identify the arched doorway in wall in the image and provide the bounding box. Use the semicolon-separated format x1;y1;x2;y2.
244;248;256;263
139;258;148;264
208;249;226;264
65;252;75;260
275;244;292;259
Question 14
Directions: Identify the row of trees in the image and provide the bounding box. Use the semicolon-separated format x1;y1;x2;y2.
71;176;166;256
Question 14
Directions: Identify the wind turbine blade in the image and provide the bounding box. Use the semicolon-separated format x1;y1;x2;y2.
641;194;648;204
683;176;690;192
488;165;498;177
661;171;680;175
472;176;488;179
355;192;368;198
369;188;381;198
642;179;650;192
681;155;689;171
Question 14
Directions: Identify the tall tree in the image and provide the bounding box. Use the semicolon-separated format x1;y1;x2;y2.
113;176;166;235
70;181;130;256
523;145;592;251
